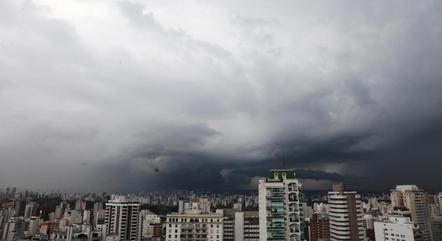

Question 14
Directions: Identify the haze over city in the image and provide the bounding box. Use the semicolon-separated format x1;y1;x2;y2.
1;0;442;192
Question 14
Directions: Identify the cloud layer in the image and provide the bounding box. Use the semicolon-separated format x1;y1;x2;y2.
1;0;442;191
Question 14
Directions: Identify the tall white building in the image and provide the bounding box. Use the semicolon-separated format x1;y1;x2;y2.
234;212;244;241
105;195;141;241
328;183;364;241
374;216;418;241
258;169;305;241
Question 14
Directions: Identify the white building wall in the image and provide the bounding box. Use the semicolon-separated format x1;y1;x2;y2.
374;217;415;241
234;212;244;241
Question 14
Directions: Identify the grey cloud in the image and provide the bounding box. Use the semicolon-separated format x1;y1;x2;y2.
1;0;442;191
117;1;231;58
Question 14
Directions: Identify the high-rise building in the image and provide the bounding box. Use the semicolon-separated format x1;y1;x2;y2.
429;204;441;218
199;198;211;214
374;216;418;241
140;210;161;241
362;214;375;241
236;212;259;241
392;185;431;241
24;216;41;238
178;201;184;214
75;199;87;210
93;202;105;227
2;217;24;241
105;195;141;241
234;212;244;241
258;169;305;241
327;183;364;241
430;216;442;241
13;202;20;218
222;210;234;241
83;209;91;225
391;190;405;209
0;209;6;237
55;202;67;220
219;210;259;241
24;202;38;220
438;193;442;214
308;212;330;241
394;185;419;210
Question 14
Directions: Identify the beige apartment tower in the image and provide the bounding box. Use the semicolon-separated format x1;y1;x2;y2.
391;185;431;241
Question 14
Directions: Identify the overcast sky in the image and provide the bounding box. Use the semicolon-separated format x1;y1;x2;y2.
1;0;442;192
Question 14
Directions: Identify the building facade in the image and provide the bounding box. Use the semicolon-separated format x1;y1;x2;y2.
24;202;38;220
165;213;223;241
430;216;442;241
392;185;431;241
327;184;364;241
374;216;418;241
140;210;161;241
2;217;24;241
308;212;330;241
104;195;141;241
258;169;305;241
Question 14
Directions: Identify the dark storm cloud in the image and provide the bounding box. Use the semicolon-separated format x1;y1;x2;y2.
1;0;442;191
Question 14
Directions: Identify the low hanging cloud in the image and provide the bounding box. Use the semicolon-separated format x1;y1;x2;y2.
1;0;442;191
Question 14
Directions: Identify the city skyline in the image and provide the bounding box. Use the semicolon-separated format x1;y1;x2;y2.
1;0;442;192
1;170;442;241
